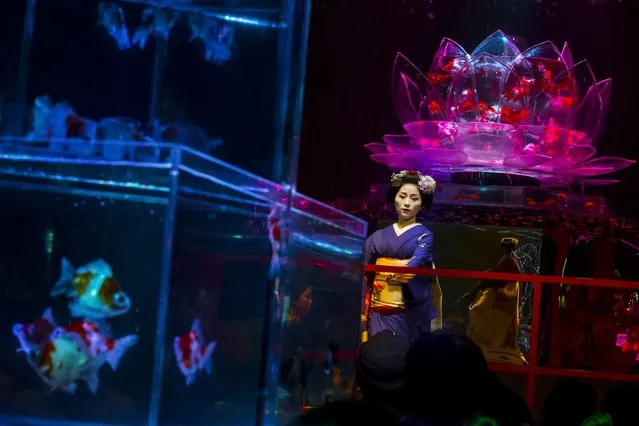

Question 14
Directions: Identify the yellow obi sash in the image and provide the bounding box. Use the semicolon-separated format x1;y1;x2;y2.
371;257;409;309
370;258;443;331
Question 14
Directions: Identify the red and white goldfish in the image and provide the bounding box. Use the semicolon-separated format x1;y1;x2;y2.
51;258;131;319
32;329;104;395
29;96;97;145
173;319;217;386
268;206;284;255
63;320;137;370
12;308;57;354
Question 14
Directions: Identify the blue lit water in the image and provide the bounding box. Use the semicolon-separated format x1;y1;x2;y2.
160;196;366;425
0;0;316;422
0;184;167;425
1;0;308;180
0;141;367;425
159;198;274;426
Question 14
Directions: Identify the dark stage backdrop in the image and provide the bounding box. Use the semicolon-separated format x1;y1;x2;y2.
298;0;639;217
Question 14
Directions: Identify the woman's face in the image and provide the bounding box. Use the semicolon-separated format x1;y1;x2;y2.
394;183;422;221
292;286;312;316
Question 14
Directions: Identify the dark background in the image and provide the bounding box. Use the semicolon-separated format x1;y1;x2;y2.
298;0;639;217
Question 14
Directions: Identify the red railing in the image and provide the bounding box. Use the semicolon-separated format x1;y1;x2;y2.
363;264;639;409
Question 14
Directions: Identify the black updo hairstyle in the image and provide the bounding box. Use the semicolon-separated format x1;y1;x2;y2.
386;171;434;209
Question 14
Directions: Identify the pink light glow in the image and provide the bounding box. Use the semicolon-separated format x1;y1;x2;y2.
367;30;634;186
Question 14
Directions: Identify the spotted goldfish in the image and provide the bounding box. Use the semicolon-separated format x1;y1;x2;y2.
12;308;57;354
173;319;217;386
51;258;131;319
63;320;137;370
32;329;104;395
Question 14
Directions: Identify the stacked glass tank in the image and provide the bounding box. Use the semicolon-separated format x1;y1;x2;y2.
0;1;369;425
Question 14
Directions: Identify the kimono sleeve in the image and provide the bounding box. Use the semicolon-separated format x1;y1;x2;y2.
406;231;434;268
364;232;378;265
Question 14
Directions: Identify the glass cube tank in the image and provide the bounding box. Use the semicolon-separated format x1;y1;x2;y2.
0;139;366;426
0;1;369;426
4;0;309;183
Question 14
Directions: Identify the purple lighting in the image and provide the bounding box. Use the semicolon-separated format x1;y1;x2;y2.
366;30;634;186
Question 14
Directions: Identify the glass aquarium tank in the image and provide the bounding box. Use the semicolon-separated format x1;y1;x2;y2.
0;139;367;426
1;0;311;183
0;0;370;425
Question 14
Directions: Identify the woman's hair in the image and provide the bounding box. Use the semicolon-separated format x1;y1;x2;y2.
386;172;434;209
402;332;489;423
500;237;519;254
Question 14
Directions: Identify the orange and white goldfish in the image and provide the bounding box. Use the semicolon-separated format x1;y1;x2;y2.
50;258;131;319
173;319;217;386
32;329;104;395
12;308;57;354
63;320;137;370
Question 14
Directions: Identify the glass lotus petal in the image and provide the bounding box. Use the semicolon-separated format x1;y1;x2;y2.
582;179;619;186
364;143;391;155
371;149;469;169
374;31;633;185
471;30;521;58
560;42;573;68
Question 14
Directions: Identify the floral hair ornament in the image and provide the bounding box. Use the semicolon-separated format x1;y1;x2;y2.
390;170;437;195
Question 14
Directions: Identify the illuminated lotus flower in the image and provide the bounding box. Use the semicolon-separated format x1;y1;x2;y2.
367;30;634;185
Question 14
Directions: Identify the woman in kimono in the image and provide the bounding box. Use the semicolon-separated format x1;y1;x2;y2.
466;237;528;366
363;170;442;341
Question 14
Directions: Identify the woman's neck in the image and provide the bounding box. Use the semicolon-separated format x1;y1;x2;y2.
396;217;417;229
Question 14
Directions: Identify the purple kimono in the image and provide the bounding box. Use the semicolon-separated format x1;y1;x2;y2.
365;223;436;340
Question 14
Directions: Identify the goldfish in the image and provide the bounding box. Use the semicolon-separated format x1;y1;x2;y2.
151;121;222;155
173;319;217;386
132;7;179;50
98;3;131;50
500;107;530;124
478;101;497;122
95;117;154;161
63;320;137;370
427;58;457;85
427;71;451;85
12;308;57;354
503;83;530;101
549;96;574;109
65;115;90;139
453;194;480;201
427;100;442;115
31;329;104;395
29;96;97;144
189;15;235;64
458;101;475;114
267;206;285;253
50;258;131;319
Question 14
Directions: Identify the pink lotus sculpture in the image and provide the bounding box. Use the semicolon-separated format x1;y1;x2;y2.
366;30;634;186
